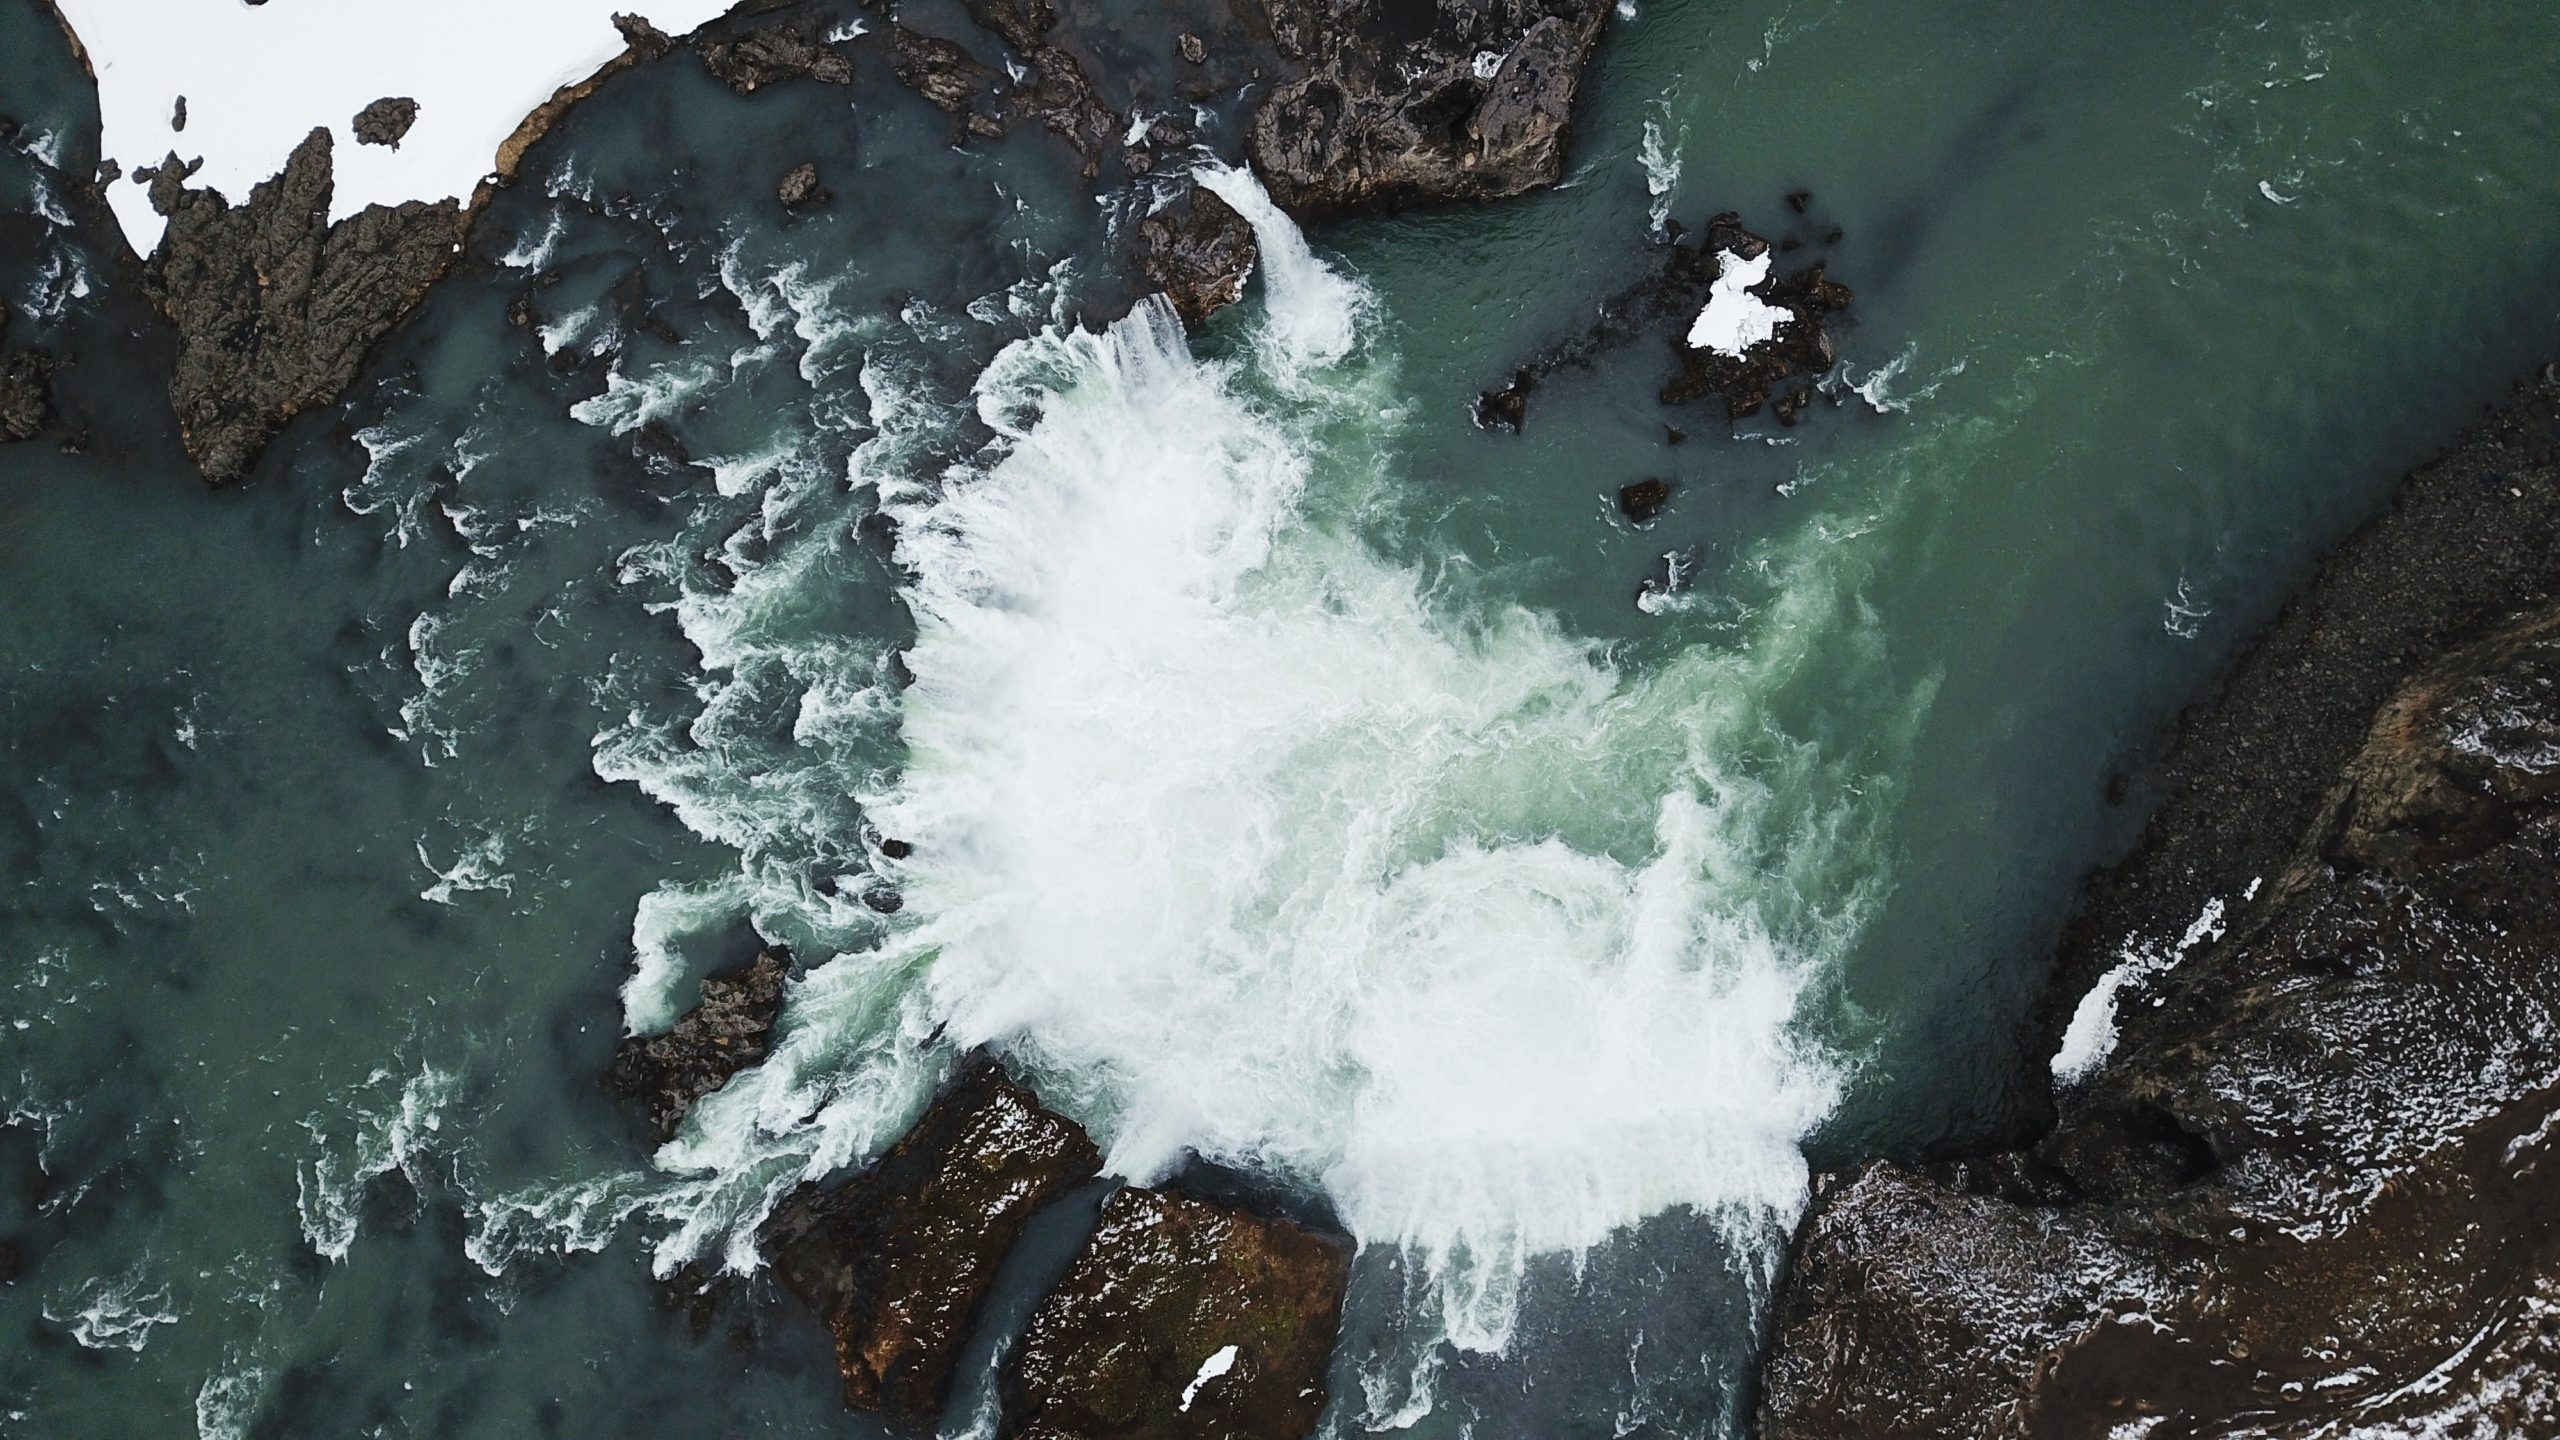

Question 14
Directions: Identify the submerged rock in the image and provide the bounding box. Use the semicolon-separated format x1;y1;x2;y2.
1131;180;1259;327
889;25;1008;143
695;18;854;94
764;1056;1101;1428
352;96;419;148
604;948;788;1142
143;128;463;485
1250;0;1615;216
1;312;52;442
1757;371;2560;1439
1006;1186;1352;1440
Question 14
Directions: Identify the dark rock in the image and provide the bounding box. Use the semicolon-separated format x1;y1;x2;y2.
1476;368;1535;432
861;888;903;915
1178;32;1207;65
352;97;419;148
961;0;1055;53
142;129;464;485
1006;1186;1351;1440
776;161;830;211
0;1239;18;1284
171;94;186;132
696;19;853;94
96;157;119;186
764;1057;1101;1427
1664;424;1687;445
1657;214;1852;420
1758;369;2560;1439
1618;477;1671;524
1785;188;1811;214
604;948;788;1142
1249;0;1614;217
1;344;52;443
1132;181;1259;326
1480;214;1853;432
613;12;675;60
889;25;1007;142
878;838;913;859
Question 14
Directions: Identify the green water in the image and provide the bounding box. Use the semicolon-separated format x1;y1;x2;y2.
2;0;2556;1436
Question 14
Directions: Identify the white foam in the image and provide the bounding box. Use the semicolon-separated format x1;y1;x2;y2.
1638;102;1682;237
53;0;737;255
1193;164;1352;372
1685;249;1791;357
2053;898;2227;1085
44;1266;178;1352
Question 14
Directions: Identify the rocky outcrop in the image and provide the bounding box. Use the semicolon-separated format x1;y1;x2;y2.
1477;213;1853;433
1006;1186;1352;1440
351;96;419;148
1756;371;2560;1439
763;1056;1102;1429
1249;0;1613;216
605;948;789;1141
141;128;464;485
777;161;829;211
695;18;854;93
889;25;1009;142
1132;182;1259;327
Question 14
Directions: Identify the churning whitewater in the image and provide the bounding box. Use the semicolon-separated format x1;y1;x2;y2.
567;173;1867;1361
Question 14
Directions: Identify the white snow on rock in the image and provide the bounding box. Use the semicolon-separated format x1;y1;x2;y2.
2052;898;2228;1086
53;0;739;256
1683;248;1790;358
1178;1344;1239;1412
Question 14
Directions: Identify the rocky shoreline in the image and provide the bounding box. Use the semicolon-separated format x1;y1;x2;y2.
38;0;1627;486
1755;367;2560;1437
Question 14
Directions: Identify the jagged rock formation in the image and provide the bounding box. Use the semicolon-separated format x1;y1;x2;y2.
604;948;790;1141
1132;182;1259;327
1006;1186;1353;1440
351;96;419;148
694;16;854;93
1249;0;1613;215
889;24;1008;142
141;128;463;486
1478;213;1853;433
763;1057;1101;1429
1756;370;2560;1439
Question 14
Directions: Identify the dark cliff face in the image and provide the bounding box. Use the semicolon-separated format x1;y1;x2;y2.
141;128;463;486
1756;371;2560;1439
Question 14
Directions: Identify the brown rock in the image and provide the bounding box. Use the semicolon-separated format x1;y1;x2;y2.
612;12;675;60
696;19;853;94
890;25;1006;140
764;1056;1101;1428
1006;1187;1351;1440
605;949;789;1141
1618;477;1671;524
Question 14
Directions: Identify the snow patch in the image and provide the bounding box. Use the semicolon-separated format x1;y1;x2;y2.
53;0;737;255
1684;249;1790;358
1180;1345;1240;1411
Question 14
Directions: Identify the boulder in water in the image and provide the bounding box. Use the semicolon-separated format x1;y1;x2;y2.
1618;477;1672;524
695;19;854;93
1005;1186;1352;1440
604;948;788;1142
1132;179;1259;326
1249;0;1615;216
776;161;830;211
763;1056;1101;1427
